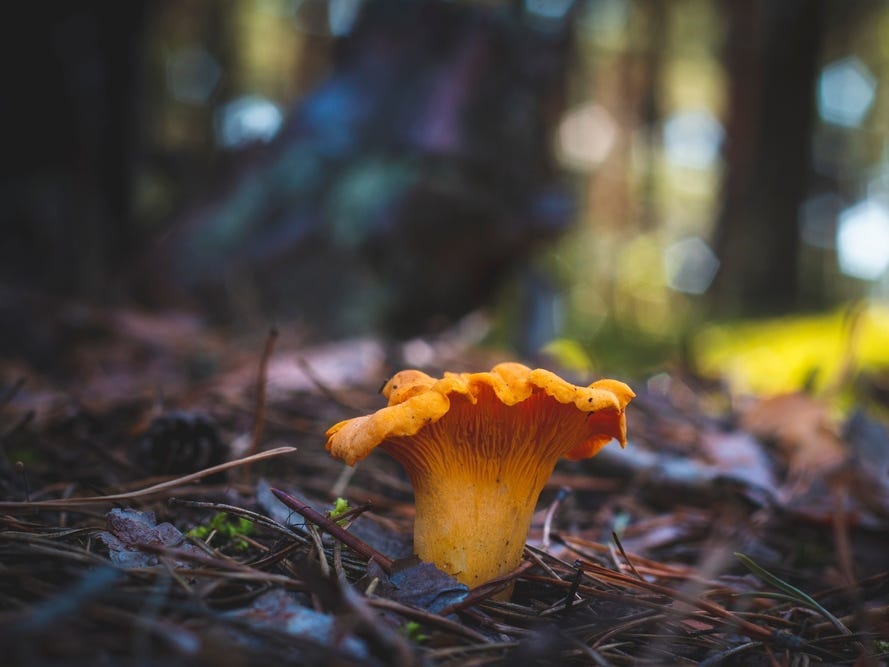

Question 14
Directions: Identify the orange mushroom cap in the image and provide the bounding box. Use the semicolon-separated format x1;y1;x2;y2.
325;362;633;591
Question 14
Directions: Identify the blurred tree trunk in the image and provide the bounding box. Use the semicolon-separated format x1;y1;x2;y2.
634;1;667;232
710;0;824;316
0;1;148;298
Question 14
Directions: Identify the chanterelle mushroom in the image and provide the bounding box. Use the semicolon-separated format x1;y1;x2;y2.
325;362;634;591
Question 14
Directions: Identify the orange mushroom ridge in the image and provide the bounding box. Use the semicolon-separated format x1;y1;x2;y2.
325;362;634;591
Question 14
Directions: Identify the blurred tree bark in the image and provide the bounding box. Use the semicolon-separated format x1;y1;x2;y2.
710;0;824;316
0;1;148;297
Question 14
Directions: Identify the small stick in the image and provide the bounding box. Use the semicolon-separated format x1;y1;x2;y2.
269;487;394;574
331;463;358;498
541;486;571;549
436;560;535;616
367;597;490;643
306;525;331;578
523;545;561;581
0;377;26;410
330;502;373;524
296;356;362;413
15;461;31;502
612;530;645;581
564;559;584;611
135;541;300;583
243;327;279;479
831;486;857;590
0;446;297;509
576;560;800;646
170;498;308;538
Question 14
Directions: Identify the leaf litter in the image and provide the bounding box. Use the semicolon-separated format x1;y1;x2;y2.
1;308;889;666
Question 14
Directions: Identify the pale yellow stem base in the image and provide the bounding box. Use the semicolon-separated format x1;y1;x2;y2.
410;467;551;596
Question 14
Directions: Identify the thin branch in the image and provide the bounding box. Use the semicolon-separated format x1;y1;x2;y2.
366;597;491;643
243;327;279;475
0;446;297;509
436;560;535;616
541;486;570;549
296;355;362;413
269;487;394;573
612;530;645;581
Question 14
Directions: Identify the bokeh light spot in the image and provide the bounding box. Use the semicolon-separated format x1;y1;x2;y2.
328;0;363;36
662;109;724;170
663;237;720;295
836;199;889;280
215;96;283;149
556;102;617;171
817;56;876;128
525;0;575;21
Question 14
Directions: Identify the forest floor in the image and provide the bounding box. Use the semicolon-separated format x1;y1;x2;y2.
1;303;888;666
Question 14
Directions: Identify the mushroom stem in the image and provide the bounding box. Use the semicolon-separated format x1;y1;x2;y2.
410;466;553;591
